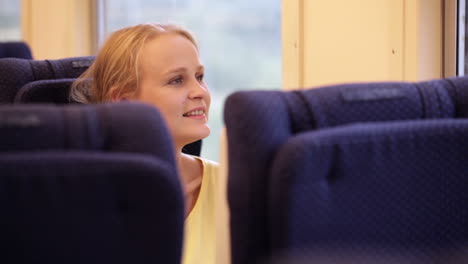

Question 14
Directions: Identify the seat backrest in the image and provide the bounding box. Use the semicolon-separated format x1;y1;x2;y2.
0;41;33;59
0;56;94;103
268;119;468;263
224;76;468;264
0;102;184;264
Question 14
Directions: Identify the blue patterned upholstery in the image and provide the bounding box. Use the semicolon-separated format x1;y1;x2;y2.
269;119;468;262
0;56;94;103
14;78;76;104
445;76;468;117
0;42;33;59
0;102;184;264
224;76;468;264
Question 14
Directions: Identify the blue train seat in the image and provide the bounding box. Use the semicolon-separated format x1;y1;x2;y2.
224;76;468;264
269;119;468;263
0;102;184;264
0;56;94;103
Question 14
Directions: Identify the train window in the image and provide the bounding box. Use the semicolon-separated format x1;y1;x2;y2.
445;0;468;76
460;0;467;75
98;0;282;161
0;0;21;41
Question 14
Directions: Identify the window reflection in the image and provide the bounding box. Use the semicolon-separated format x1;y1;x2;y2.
0;0;21;41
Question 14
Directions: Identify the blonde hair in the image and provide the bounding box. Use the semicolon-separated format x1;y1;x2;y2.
70;23;198;103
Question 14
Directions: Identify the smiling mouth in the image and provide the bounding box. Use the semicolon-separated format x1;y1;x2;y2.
183;109;206;117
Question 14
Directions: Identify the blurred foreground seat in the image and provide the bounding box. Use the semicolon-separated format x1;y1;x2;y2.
0;102;185;264
224;76;468;264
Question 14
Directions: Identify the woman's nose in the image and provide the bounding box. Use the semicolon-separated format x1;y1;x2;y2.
189;80;208;100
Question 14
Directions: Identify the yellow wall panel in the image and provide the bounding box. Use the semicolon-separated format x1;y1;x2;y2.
281;0;443;89
21;0;94;60
303;0;404;87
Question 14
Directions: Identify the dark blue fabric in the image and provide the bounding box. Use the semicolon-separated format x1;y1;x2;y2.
269;119;468;262
224;77;467;264
14;78;76;104
0;103;184;264
0;56;94;103
0;42;33;59
445;76;468;117
0;102;176;161
0;153;183;264
283;79;456;131
225;91;291;264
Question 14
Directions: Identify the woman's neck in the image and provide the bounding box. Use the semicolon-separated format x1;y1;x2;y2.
175;150;203;217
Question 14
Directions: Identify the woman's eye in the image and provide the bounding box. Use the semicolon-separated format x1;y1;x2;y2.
168;77;183;85
196;74;204;82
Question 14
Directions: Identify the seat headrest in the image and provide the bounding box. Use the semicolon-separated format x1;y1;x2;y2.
225;78;457;136
14;79;76;104
0;56;94;103
0;42;33;59
0;102;175;164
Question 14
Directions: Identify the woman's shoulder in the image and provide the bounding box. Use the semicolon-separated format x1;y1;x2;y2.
193;156;219;173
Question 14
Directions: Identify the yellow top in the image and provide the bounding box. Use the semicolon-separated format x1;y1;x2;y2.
181;157;229;264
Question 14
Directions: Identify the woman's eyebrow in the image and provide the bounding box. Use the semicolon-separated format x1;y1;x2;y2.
163;65;204;75
164;67;186;76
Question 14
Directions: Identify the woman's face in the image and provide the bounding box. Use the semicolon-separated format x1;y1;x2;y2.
135;33;211;148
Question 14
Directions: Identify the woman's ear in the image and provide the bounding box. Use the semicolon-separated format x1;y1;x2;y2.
109;86;130;102
112;95;128;102
117;93;135;102
109;85;137;102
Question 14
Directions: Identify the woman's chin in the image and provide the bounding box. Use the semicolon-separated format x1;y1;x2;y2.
180;128;211;144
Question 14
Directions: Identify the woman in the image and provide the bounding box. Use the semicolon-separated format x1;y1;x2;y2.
71;23;227;264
